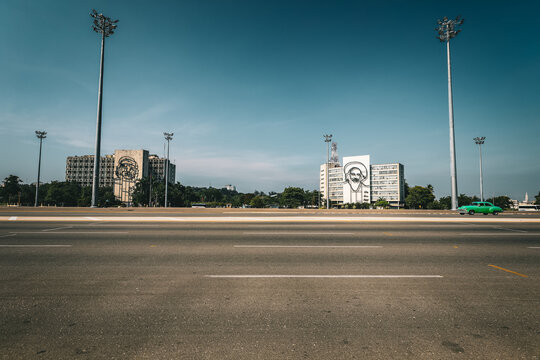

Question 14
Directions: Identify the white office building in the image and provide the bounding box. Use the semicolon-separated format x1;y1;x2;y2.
319;154;405;208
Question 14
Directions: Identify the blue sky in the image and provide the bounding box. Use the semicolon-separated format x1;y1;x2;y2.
1;0;539;199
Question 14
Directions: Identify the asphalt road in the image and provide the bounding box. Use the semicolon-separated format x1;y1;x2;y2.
0;209;539;359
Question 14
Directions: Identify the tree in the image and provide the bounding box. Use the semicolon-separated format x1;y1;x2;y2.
250;195;268;208
280;187;306;208
439;196;452;210
405;185;435;209
535;192;540;205
486;196;513;209
2;175;22;204
374;198;390;209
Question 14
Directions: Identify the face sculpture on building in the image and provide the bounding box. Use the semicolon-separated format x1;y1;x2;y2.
343;161;368;193
115;156;139;181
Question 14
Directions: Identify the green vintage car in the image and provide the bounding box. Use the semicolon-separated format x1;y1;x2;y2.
458;202;503;215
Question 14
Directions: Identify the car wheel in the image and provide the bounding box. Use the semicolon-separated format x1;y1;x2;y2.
483;213;488;215
468;210;475;215
460;213;465;216
493;211;499;215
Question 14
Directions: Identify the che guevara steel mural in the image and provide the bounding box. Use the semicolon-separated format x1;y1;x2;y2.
115;156;138;205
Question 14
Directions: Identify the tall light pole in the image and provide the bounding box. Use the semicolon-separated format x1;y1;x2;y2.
90;9;118;208
474;137;486;201
34;131;47;207
164;132;173;208
436;15;464;210
323;134;332;209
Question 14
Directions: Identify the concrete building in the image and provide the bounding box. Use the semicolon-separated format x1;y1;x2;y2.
66;150;175;205
320;162;343;205
370;163;405;207
66;155;115;187
319;154;405;208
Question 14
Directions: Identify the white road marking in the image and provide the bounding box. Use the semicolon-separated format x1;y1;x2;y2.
42;226;73;232
12;231;128;234
0;245;72;248
0;216;539;223
492;226;528;233
234;245;382;248
8;216;17;221
243;232;355;235
205;275;443;278
528;247;540;249
460;233;540;236
0;234;17;238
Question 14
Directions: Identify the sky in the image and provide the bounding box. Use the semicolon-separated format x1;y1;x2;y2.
1;0;539;199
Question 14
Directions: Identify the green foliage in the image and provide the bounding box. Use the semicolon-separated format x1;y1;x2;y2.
1;175;23;204
374;198;390;209
280;187;306;208
535;192;540;205
405;185;435;209
438;196;451;210
458;194;480;207
343;202;370;209
486;195;513;209
304;190;321;208
250;195;268;208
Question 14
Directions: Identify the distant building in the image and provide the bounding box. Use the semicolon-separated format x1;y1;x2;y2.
319;154;405;208
320;163;343;205
223;184;236;191
370;163;405;207
66;150;175;205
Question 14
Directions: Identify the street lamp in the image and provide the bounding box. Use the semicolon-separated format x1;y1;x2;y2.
436;15;464;210
473;137;486;201
164;132;173;208
90;9;118;208
34;131;47;207
323;134;332;209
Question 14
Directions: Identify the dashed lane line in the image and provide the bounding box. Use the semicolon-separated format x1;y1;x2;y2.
243;231;355;235
460;233;540;236
234;245;382;248
205;275;443;278
85;217;101;221
42;226;73;232
0;245;72;248
11;231;128;234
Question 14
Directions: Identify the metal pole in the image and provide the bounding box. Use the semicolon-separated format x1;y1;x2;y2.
323;134;332;209
479;143;484;201
91;34;105;208
90;10;117;208
165;139;169;208
34;135;44;207
163;132;173;208
149;172;152;207
437;16;463;210
446;38;458;210
326;140;330;209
